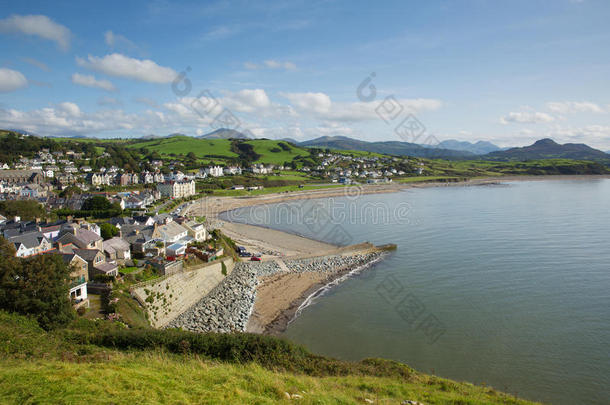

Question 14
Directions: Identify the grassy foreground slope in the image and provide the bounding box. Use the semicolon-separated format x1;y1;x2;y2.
0;312;537;405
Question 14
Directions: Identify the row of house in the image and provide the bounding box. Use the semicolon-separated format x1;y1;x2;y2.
1;211;210;308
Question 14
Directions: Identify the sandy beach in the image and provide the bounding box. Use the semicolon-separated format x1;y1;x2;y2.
183;174;610;334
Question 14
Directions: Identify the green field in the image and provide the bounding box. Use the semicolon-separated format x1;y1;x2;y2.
0;311;537;405
127;136;239;159
244;139;311;164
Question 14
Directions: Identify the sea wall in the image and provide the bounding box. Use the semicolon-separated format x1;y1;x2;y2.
131;258;234;328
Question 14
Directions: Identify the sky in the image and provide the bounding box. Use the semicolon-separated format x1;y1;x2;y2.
1;0;610;149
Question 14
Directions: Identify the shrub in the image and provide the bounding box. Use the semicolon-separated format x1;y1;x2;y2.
0;239;74;330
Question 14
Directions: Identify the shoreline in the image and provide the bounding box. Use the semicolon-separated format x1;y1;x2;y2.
184;174;610;334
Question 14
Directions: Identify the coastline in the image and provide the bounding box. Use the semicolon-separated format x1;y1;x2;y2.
184;174;610;334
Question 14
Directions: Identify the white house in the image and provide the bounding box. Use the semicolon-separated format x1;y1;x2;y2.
206;166;224;177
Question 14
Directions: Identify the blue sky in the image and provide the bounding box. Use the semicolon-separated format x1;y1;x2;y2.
1;0;610;148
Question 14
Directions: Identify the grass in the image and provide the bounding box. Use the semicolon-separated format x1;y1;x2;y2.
208;184;344;197
119;267;139;274
127;136;238;159
0;354;536;405
244;139;310;164
0;311;538;404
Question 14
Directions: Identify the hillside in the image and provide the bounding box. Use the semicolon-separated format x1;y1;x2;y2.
127;135;314;165
485;138;610;161
127;135;239;161
299;136;476;159
0;311;537;404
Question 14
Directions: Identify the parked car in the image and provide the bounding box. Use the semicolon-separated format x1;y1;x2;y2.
250;256;261;261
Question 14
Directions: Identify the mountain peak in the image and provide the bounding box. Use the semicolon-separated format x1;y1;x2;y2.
533;138;558;146
199;128;250;139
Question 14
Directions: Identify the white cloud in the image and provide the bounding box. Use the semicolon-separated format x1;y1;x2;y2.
550;125;610;144
222;89;271;112
71;73;116;91
76;53;177;84
500;111;555;124
264;60;297;70
105;30;134;48
282;92;332;114
0;103;176;137
0;14;71;51
282;92;442;122
0;68;28;93
245;60;297;71
58;102;81;117
546;101;605;114
22;57;50;72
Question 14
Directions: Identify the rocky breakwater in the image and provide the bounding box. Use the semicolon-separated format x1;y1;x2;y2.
166;262;258;333
251;252;386;277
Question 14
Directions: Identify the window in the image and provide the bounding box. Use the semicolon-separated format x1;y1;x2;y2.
75;288;81;297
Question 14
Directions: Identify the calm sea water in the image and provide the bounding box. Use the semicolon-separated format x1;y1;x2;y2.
223;180;610;404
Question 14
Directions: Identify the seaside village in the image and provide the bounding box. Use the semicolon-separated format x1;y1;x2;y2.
0;146;421;202
0;142;424;315
0;209;214;310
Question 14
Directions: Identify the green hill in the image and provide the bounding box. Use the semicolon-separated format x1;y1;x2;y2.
127;136;239;160
0;311;537;404
126;135;313;165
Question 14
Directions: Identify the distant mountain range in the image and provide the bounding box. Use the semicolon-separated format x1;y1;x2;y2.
298;136;475;159
4;127;608;161
485;138;609;161
435;139;503;154
198;128;250;139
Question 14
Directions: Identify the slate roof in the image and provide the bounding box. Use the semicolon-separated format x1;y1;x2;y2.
8;231;48;249
73;248;103;261
103;237;130;254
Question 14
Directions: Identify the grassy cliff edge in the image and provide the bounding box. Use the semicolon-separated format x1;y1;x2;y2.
0;312;538;404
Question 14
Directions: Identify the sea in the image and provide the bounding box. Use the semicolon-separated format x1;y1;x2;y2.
222;179;610;404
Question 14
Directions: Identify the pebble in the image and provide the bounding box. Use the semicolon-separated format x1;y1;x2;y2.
166;252;385;333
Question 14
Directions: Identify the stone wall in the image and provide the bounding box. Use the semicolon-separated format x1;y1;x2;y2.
131;258;233;328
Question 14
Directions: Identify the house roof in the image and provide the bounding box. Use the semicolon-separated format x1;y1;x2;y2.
121;224;155;244
158;221;187;240
73;248;103;261
72;228;102;244
94;261;118;274
166;242;185;250
8;231;48;249
103;237;130;254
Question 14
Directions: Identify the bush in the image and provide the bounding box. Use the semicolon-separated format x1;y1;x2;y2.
100;223;119;240
221;262;227;276
68;326;417;380
0;239;74;330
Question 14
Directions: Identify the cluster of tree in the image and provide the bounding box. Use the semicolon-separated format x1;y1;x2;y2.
230;140;261;166
0;131;98;163
94;144;143;172
0;200;48;221
100;223;119;240
55;195;123;219
0;238;74;329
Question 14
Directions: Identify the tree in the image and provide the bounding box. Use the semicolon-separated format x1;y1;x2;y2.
0;238;74;329
59;185;82;198
81;195;113;211
0;200;47;221
100;223;119;240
